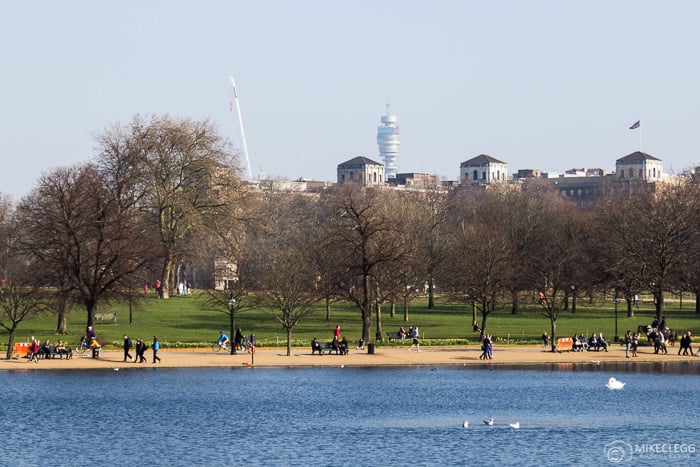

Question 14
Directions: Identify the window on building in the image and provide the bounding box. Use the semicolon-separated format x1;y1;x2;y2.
473;170;478;181
620;169;624;178
482;171;486;180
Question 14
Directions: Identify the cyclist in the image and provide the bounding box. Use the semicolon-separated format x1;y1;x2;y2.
218;331;230;350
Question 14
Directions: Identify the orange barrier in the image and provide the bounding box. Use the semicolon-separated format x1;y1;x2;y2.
13;342;30;357
556;337;573;352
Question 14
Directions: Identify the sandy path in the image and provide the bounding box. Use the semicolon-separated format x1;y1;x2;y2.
2;344;697;370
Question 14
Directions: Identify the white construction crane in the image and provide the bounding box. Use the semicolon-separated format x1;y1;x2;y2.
229;76;253;181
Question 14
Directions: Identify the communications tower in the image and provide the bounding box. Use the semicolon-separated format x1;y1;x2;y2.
377;104;400;180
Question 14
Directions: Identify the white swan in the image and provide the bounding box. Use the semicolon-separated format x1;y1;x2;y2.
463;421;469;428
606;377;625;390
483;418;494;426
509;422;520;429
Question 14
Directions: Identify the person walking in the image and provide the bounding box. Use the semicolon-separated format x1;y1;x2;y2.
408;326;420;352
123;335;133;362
152;336;161;363
235;328;244;351
134;338;147;363
624;330;632;358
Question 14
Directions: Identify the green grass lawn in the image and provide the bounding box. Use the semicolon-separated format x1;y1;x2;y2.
3;292;699;351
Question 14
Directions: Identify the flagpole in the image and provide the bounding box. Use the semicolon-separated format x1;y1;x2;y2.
639;125;642;152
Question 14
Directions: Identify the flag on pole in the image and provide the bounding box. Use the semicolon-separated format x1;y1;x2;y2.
629;120;640;130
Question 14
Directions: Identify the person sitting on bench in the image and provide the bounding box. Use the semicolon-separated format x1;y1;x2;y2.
339;337;348;355
311;337;323;355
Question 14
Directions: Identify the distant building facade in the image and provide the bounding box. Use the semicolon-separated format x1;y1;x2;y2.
615;151;663;182
460;154;508;185
337;156;385;186
392;173;437;189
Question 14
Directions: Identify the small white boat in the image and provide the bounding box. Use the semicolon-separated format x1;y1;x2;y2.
606;377;625;390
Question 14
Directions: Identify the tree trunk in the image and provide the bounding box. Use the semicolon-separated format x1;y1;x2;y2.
511;290;519;314
571;290;577;313
403;296;409;322
286;327;292;356
654;290;664;321
390;301;396;318
479;303;488;341
325;298;331;321
696;291;700;314
550;319;557;352
55;292;69;335
86;300;98;329
375;301;382;343
361;273;372;341
627;299;635;318
229;307;236;355
161;254;174;299
5;326;17;359
427;277;435;309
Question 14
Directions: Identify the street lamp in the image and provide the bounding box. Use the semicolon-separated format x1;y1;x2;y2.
228;296;237;355
613;290;619;342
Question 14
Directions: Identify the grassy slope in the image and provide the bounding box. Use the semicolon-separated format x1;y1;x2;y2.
5;292;699;350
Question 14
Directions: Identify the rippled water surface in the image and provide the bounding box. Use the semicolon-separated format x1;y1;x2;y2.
1;363;699;466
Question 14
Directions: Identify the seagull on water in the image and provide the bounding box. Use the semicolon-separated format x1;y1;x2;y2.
606;377;625;390
509;422;520;429
463;421;469;428
483;418;494;426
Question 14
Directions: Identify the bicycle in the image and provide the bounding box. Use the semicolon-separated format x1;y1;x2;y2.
212;341;230;352
74;337;90;356
75;337;102;357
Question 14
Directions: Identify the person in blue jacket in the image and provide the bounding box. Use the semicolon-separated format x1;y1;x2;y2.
152;336;161;363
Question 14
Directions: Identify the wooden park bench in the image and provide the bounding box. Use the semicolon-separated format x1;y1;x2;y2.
95;312;117;324
319;342;349;355
386;331;406;342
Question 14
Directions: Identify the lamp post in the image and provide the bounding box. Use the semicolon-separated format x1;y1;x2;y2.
228;296;236;355
613;290;619;342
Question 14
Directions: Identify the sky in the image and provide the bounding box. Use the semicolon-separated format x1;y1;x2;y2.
2;0;700;199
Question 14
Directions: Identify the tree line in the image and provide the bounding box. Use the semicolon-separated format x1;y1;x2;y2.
2;114;700;356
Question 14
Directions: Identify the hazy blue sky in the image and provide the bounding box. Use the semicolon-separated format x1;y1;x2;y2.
2;1;699;198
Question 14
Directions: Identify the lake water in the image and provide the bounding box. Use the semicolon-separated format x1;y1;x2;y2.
1;363;699;466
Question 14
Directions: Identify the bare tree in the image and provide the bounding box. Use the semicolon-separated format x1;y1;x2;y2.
0;201;50;358
531;194;587;351
255;244;321;356
325;185;406;342
16;164;152;328
497;182;555;314
249;191;323;355
111;115;242;299
599;181;697;320
407;189;450;309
